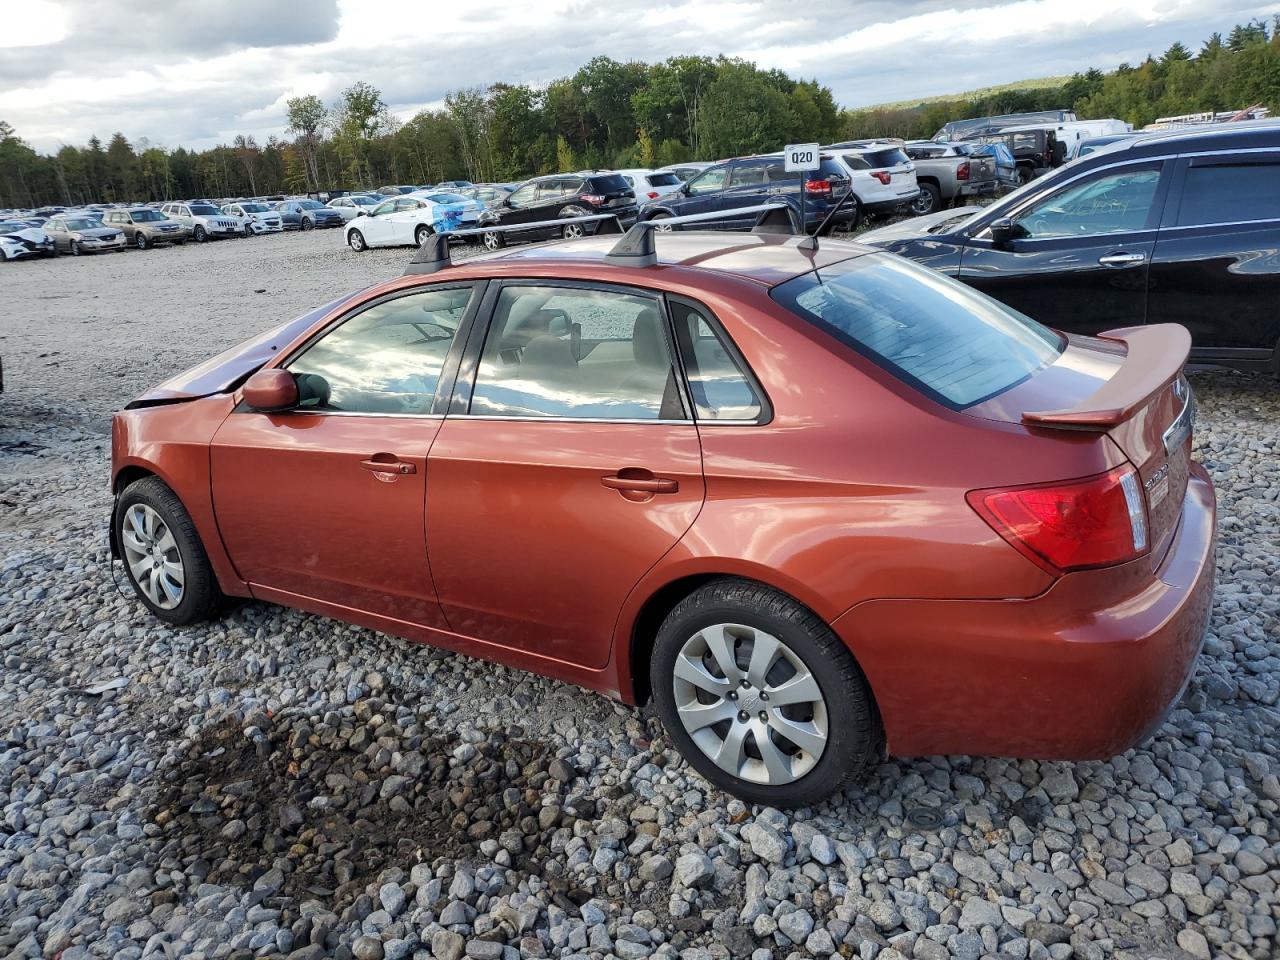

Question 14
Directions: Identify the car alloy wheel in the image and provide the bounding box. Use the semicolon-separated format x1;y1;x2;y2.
673;623;828;785
244;224;254;237
415;225;432;246
120;503;185;610
911;184;939;216
302;218;314;231
651;215;673;232
482;231;503;251
194;226;207;242
136;233;148;250
562;221;585;240
348;230;366;252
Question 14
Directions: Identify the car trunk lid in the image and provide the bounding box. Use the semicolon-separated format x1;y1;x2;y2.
968;324;1195;567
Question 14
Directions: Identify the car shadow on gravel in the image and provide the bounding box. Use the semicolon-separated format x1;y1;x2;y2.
147;702;594;916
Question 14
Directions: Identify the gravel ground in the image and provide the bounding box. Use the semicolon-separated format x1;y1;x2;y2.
1;230;1278;960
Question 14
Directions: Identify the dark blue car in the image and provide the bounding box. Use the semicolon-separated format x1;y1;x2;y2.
275;199;344;230
636;153;853;232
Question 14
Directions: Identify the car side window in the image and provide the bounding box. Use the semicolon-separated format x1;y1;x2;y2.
536;180;565;201
394;198;420;212
1012;165;1162;240
1176;161;1280;227
668;298;765;421
371;201;396;216
730;162;768;187
507;184;536;207
762;161;788;182
284;286;474;415
686;167;729;196
470;285;686;421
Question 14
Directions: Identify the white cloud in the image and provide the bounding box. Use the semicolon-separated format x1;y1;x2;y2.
2;0;1277;152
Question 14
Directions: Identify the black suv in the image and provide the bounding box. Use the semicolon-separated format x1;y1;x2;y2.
478;173;636;249
858;121;1280;374
970;129;1066;182
636;154;853;232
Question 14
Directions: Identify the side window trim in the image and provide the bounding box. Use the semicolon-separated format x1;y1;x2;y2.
244;281;483;418
449;277;694;423
665;293;773;426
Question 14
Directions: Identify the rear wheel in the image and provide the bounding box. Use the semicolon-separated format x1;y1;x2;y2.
651;578;881;807
348;229;367;252
910;183;941;216
414;224;433;246
115;477;224;626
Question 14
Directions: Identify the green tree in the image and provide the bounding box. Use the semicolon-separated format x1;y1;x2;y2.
332;81;389;187
555;135;576;173
696;61;793;158
286;94;327;190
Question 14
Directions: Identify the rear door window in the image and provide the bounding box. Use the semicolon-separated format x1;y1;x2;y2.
668;298;765;422
772;254;1063;409
1175;161;1280;226
729;161;769;187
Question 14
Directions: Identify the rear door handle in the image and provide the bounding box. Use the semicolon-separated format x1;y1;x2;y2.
601;475;679;494
359;456;416;475
1098;252;1146;267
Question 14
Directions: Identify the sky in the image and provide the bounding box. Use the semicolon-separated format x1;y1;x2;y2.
2;0;1278;154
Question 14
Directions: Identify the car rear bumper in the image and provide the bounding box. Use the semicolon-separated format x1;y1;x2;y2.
833;463;1217;760
958;180;998;197
862;195;916;215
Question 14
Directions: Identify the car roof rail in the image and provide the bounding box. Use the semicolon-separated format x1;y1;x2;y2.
403;213;624;276
603;203;800;267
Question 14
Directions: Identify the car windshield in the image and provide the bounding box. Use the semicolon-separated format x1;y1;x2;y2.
190;205;220;215
646;172;681;186
66;218;98;230
426;193;466;203
240;203;268;212
298;200;325;210
772;253;1063;409
352;195;378;205
0;225;19;235
131;210;165;221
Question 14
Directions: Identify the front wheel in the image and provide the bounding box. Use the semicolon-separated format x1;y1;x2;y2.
650;214;673;232
301;217;314;231
243;224;254;237
115;477;224;625
70;241;81;256
651;579;881;807
193;225;207;242
347;229;367;252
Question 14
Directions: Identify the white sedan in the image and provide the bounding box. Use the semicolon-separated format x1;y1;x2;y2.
0;221;55;259
326;194;382;221
344;193;485;251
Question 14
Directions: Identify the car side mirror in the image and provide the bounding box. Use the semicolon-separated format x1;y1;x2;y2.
242;369;298;412
988;217;1017;247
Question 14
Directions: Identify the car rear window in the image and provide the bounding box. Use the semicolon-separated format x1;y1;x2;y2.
846;148;909;169
771;254;1063;408
588;174;631;193
647;172;681;186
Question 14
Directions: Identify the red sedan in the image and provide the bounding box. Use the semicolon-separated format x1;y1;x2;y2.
111;224;1215;806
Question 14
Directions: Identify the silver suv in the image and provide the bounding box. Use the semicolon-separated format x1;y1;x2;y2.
159;201;242;242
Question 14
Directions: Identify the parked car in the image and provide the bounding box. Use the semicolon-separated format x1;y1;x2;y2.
325;194;382;221
613;168;684;204
933;110;1077;142
222;201;285;235
823;142;921;222
477;173;637;250
345;193;485;251
160;202;243;241
101;208;187;248
637;154;852;232
966;129;1066;183
456;184;514;207
658;162;714;182
1070;133;1140;159
44;215;126;254
435;180;474;190
0;221;56;259
857;121;1280;373
110;219;1214;806
376;185;418;196
901;141;998;214
275;199;344;231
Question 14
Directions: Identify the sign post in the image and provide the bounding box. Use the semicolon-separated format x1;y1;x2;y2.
783;143;820;234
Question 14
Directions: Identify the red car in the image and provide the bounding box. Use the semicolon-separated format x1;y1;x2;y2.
111;225;1215;806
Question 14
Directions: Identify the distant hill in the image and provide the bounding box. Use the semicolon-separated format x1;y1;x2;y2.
868;76;1072;111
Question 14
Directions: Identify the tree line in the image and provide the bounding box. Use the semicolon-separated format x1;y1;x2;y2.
2;19;1278;209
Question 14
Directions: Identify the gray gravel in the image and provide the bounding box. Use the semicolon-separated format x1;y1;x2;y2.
1;230;1278;960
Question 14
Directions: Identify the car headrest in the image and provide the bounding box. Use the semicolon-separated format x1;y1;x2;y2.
632;307;666;369
521;333;577;373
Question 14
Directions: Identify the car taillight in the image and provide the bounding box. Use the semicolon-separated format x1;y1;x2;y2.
869;172;891;185
646;191;659;199
966;465;1148;573
581;194;605;206
804;179;832;196
957;161;970;181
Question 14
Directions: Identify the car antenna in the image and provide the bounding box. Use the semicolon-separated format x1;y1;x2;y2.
403;234;451;275
797;187;856;253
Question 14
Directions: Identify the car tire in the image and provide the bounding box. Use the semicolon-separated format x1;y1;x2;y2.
70;241;81;256
414;224;433;246
1017;167;1033;185
348;229;367;252
650;578;882;807
193;225;207;242
482;230;504;251
561;220;586;240
301;217;314;231
650;214;674;232
114;477;224;626
910;183;941;216
243;224;254;237
136;233;149;250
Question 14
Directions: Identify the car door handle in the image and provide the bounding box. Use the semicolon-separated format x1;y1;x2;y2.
1098;252;1146;267
601;474;679;494
359;457;416;475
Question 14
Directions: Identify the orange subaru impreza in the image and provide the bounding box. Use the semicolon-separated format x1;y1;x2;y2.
111;227;1215;806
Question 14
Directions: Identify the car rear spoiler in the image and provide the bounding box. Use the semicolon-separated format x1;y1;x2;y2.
1021;324;1191;429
